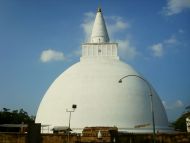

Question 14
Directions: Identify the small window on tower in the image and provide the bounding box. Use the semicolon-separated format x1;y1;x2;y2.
98;46;102;56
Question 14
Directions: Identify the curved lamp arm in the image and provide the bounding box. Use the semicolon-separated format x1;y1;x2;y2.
118;74;156;143
118;74;152;96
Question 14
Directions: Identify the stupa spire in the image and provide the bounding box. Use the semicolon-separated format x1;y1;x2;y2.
91;8;109;43
80;7;119;61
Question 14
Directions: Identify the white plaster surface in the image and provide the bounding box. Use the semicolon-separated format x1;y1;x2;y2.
35;8;171;133
35;58;170;132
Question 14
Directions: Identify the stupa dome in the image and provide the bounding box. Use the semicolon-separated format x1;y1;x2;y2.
35;8;170;133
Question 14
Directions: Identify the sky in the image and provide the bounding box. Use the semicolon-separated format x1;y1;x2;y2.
0;0;190;122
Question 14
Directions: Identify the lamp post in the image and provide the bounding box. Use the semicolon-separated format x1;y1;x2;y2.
66;104;77;143
118;75;156;143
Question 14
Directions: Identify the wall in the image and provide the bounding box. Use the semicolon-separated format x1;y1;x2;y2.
118;133;190;143
0;133;26;143
0;132;189;143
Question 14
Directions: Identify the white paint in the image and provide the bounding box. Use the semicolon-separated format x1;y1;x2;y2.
35;8;171;133
91;8;109;43
98;130;102;138
35;58;170;133
81;43;119;60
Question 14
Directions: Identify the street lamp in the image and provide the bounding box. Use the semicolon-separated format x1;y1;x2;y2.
66;104;77;143
118;75;156;143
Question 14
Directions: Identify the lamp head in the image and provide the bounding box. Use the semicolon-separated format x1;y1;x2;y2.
118;79;122;83
72;104;77;110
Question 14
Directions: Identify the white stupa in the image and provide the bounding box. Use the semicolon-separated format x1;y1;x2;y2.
36;8;171;133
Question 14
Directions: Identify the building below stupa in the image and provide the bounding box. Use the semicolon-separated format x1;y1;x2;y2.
35;8;172;133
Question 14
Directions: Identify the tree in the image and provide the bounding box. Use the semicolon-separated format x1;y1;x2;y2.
173;106;190;132
0;108;35;132
184;105;190;114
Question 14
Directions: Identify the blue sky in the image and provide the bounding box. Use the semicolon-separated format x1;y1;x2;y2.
0;0;190;122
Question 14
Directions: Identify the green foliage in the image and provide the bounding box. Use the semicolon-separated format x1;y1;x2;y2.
0;108;35;124
173;112;190;132
0;108;35;132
